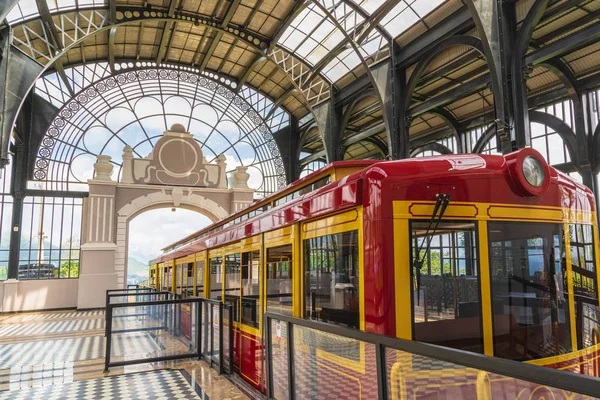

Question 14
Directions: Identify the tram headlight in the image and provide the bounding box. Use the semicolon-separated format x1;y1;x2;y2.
505;148;550;196
522;155;545;187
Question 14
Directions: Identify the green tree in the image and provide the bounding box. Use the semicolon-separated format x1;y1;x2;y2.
60;260;79;278
0;266;7;280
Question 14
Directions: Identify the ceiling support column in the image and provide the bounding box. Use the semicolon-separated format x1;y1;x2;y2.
272;116;302;184
0;30;43;169
313;97;343;163
370;55;409;159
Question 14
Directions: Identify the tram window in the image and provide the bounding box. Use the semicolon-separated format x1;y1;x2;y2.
241;250;261;328
225;254;241;321
304;231;359;329
266;245;293;316
489;222;572;361
209;257;223;300
196;260;205;297
411;222;482;353
183;262;194;297
569;224;600;349
164;267;172;291
176;264;183;295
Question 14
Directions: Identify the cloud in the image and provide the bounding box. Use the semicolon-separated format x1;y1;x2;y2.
128;208;212;264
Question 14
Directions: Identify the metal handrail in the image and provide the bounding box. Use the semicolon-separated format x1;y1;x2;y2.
263;312;600;399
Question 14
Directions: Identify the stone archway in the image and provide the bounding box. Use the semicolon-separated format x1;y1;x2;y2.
77;124;254;309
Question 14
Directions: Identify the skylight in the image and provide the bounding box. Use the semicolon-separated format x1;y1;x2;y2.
6;0;106;25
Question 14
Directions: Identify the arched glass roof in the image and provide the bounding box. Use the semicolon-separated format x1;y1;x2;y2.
33;62;288;197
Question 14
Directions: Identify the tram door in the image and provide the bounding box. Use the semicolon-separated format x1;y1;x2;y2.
239;250;261;387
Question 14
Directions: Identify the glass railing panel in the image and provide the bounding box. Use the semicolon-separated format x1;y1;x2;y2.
292;325;378;399
270;319;289;400
108;302;198;363
385;348;600;400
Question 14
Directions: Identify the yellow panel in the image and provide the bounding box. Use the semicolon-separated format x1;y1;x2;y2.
487;205;564;222
291;224;302;318
222;242;240;256
302;209;360;239
477;221;494;356
195;251;206;262
208;247;223;258
392;213;412;340
358;207;365;331
564;222;578;352
595;224;600;307
241;234;261;251
264;225;294;246
407;203;479;220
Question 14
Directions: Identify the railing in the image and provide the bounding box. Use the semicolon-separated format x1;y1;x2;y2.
104;290;233;375
264;312;600;400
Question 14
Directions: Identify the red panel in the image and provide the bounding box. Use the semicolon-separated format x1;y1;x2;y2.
240;333;262;389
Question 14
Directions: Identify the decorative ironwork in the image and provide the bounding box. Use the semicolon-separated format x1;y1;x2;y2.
34;65;288;196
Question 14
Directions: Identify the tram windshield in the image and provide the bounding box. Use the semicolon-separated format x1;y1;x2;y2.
489;222;572;361
411;221;483;353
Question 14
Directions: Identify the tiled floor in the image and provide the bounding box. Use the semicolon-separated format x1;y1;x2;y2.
0;309;249;399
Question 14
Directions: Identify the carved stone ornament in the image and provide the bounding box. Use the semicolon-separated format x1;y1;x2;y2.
231;166;250;189
119;124;227;188
93;155;114;181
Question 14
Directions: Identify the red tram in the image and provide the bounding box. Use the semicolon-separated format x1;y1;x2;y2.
150;148;600;397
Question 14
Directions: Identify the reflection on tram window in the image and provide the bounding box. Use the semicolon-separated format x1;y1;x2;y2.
266;244;293;316
489;222;572;360
175;263;183;295
225;254;241;321
303;231;359;329
209;256;223;300
242;250;260;328
182;262;193;297
569;224;600;349
196;260;205;297
411;221;482;353
163;266;172;291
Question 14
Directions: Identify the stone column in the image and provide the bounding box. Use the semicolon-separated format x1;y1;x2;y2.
78;155;119;309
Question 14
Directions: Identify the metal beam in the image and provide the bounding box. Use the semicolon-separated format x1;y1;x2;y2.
217;37;238;72
199;0;242;74
525;22;600;66
268;0;308;53
109;0;116;23
34;0;63;50
408;74;490;118
0;0;18;23
265;87;296;120
53;58;75;97
108;26;117;73
156;0;178;65
236;55;267;92
396;7;473;68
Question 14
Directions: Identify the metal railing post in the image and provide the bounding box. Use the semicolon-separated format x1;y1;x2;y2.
210;303;214;368
265;316;274;400
196;300;202;360
219;302;224;375
104;304;113;372
228;305;233;374
287;320;295;400
376;343;387;400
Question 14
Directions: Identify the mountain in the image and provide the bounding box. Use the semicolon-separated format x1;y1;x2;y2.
127;257;149;284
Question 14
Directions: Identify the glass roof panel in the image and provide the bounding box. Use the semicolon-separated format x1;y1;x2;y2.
381;0;445;37
6;0;107;24
6;0;39;24
356;0;387;14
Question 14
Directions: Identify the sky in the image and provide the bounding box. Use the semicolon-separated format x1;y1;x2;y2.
128;208;212;264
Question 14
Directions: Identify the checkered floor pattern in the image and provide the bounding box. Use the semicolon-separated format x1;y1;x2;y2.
0;318;104;337
0;311;104;323
0;369;206;399
0;333;164;370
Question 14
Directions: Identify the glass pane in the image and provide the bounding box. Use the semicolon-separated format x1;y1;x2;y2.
266;245;293;315
196;260;205;296
489;222;572;360
303;231;359;329
385;347;599;399
210;257;223;300
293;325;378;399
270;319;289;400
225;254;241;322
175;263;183;295
411;221;482;353
242;250;261;328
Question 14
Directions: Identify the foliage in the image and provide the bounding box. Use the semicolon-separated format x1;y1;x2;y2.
60;260;79;278
0;266;6;280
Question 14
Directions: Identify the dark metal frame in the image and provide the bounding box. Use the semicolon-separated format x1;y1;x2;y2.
264;312;600;400
103;291;233;375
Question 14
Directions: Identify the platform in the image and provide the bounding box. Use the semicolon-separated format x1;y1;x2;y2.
0;310;248;400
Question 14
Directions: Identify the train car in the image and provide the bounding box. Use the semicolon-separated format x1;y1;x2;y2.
149;148;600;398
